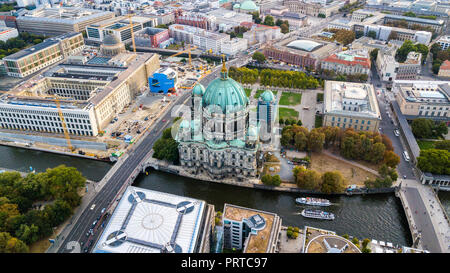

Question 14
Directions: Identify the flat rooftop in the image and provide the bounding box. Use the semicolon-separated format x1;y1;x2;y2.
305;234;361;253
324;80;381;119
18;7;113;24
272;37;339;58
4;32;81;61
223;203;278;253
94;186;206;253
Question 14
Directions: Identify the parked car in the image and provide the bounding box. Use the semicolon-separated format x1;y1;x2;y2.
394;130;400;137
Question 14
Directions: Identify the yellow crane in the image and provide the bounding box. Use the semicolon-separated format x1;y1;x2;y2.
169;45;198;69
127;14;137;53
53;97;73;152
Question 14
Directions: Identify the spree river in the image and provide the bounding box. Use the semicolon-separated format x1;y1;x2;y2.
2;144;450;247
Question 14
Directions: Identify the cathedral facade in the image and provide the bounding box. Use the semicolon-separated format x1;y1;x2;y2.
176;63;258;180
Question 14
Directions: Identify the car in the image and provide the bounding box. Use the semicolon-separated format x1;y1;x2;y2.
403;175;407;179
162;119;166;122
379;127;382;131
86;232;89;237
101;208;106;214
83;247;88;253
90;204;96;210
394;130;400;137
92;220;97;227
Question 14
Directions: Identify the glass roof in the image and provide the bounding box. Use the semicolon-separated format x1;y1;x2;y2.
286;40;322;52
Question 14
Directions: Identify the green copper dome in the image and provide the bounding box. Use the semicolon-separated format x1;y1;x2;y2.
240;0;258;11
192;83;205;96
260;90;275;102
202;76;249;114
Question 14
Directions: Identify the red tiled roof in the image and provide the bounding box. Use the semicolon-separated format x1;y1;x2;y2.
0;15;16;22
322;53;371;68
440;60;450;70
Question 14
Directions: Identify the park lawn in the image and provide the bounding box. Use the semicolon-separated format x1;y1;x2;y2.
279;92;302;106
417;140;435;150
254;89;277;99
244;88;252;97
278;107;299;120
310;153;378;186
315;115;323;128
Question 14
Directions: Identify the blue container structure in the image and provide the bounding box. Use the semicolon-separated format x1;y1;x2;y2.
148;73;175;94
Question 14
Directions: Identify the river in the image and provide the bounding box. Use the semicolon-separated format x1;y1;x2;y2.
2;144;449;247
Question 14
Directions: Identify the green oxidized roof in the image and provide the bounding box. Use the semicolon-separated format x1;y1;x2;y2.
260;90;275;102
202;76;249;114
240;0;258;10
192;83;205;96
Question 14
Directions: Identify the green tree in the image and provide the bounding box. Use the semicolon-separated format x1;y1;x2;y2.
417;149;450;175
383;150;400;168
294;166;321;190
403;12;416;17
321;171;345;193
411;118;434;139
367;31;377;39
271;175;281;186
280;23;289;34
307;128;325;152
0;232;29;253
263;15;275;26
370;49;379;61
252;51;266;63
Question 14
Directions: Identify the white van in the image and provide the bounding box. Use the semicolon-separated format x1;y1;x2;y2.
403;151;410;162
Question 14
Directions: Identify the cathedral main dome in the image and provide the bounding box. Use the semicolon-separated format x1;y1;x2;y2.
202;72;248;114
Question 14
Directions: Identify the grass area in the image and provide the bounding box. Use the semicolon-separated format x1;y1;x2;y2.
244;88;252;97
279;92;302;106
417;140;435;150
316;93;324;103
254;89;278;99
310;153;377;186
315;115;323;128
278;107;299;120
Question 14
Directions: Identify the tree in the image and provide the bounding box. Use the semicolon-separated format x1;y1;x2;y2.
271;175;281;186
370;49;379;61
370;142;386;164
367;31;377;39
417;149;450;175
280;23;289;34
294;166;321;190
0;232;28;253
321;171;345;193
252;51;266;63
435;140;450;152
403;12;416;17
334;29;355;45
384;150;400;168
261;174;272;185
307;128;325;152
411;118;434;139
263;15;275;26
275;19;283;27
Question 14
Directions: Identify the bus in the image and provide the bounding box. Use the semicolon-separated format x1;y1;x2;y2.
403;151;410;162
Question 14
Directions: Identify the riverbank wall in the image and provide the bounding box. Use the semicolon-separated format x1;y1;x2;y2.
142;158;396;196
0;141;111;162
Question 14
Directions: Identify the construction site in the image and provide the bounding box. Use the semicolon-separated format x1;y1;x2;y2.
0;22;214;161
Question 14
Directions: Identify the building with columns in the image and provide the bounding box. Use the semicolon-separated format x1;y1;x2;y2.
176;62;258;180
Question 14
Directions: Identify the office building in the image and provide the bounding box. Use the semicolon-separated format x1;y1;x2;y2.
394;80;450;122
242;23;282;46
134;27;170;48
221;38;248;57
16;7;115;35
86;16;157;45
323;80;381;132
3;32;84;78
222;203;282;253
0;25;18;42
93;186;216;253
257;90;277;140
436;36;450;50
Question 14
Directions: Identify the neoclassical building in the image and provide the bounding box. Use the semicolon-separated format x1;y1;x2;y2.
177;62;258;179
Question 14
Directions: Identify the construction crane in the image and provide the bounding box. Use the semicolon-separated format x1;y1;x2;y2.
53;97;73;152
169;45;198;69
127;13;137;53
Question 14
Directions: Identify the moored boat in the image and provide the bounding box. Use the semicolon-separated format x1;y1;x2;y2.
300;209;335;220
295;197;331;207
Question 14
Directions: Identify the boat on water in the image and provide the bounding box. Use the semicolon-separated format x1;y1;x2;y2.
295;197;331;207
301;209;335;220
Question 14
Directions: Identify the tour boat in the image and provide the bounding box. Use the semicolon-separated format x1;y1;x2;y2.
295;197;331;207
301;209;335;220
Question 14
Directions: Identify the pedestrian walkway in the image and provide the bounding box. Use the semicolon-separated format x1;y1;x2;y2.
398;179;449;253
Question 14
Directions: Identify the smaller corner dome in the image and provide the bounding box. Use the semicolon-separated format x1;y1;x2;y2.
240;0;258;10
103;34;120;46
233;3;241;8
192;83;205;96
260;90;275;102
